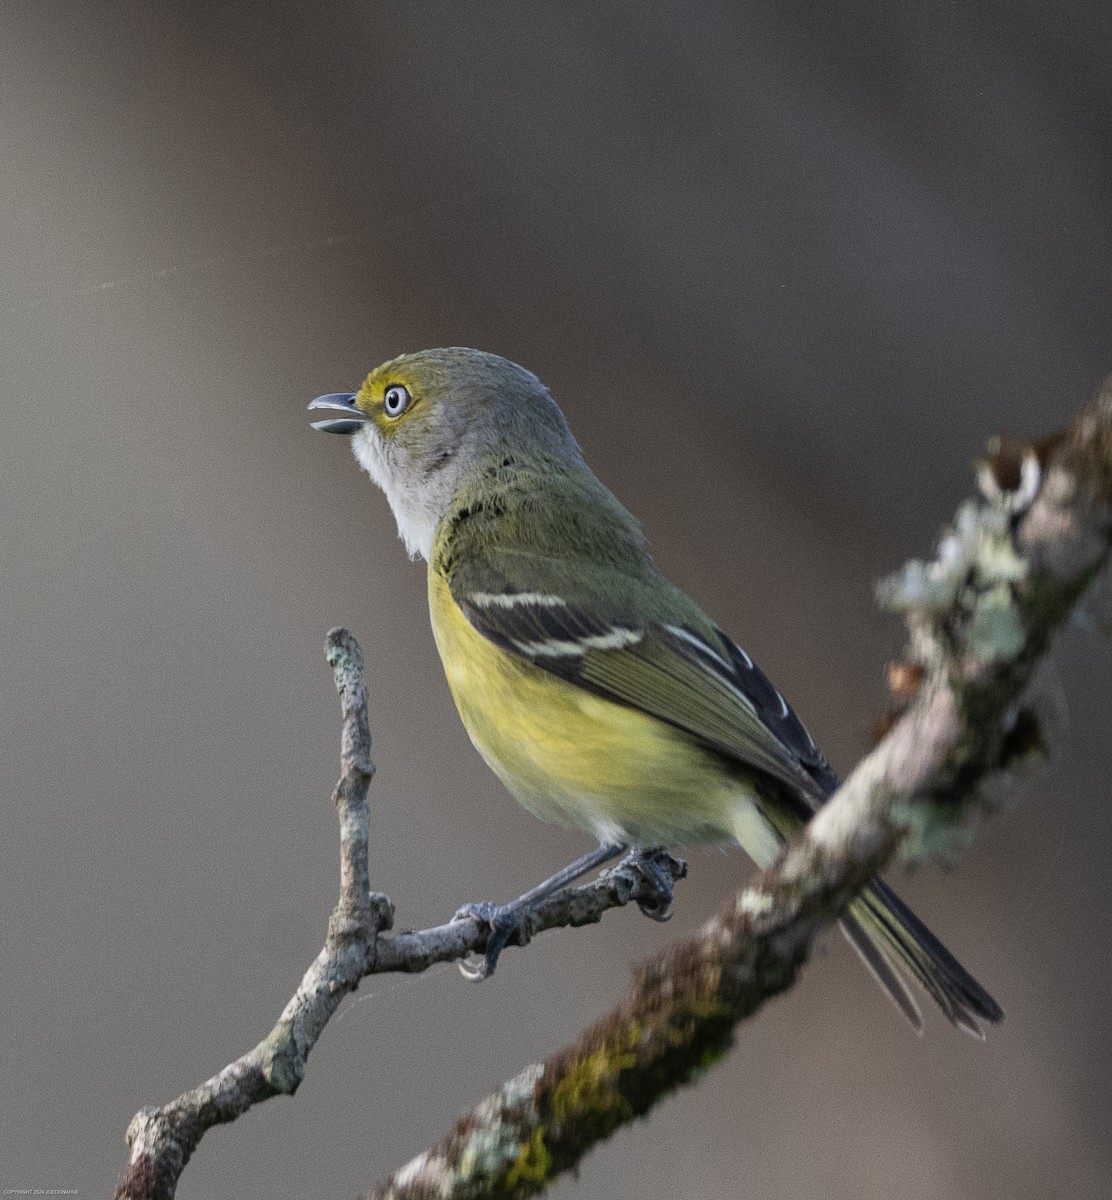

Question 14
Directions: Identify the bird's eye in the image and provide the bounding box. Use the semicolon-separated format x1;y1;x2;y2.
383;384;411;418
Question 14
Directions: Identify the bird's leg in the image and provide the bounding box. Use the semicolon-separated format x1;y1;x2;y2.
623;845;678;921
453;841;626;980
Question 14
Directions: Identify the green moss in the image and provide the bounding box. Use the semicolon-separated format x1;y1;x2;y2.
541;984;737;1157
685;1040;731;1085
967;584;1026;661
504;1127;552;1191
667;991;733;1048
892;799;974;863
698;1041;730;1070
550;1044;636;1127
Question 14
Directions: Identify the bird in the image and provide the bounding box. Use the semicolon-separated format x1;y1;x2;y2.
309;346;1003;1036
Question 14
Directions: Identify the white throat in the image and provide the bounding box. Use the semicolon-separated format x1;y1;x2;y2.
351;430;439;561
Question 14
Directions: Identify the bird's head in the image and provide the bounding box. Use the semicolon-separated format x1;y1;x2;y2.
309;347;581;560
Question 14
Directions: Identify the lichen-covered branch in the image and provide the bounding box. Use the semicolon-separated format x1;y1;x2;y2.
366;376;1112;1200
114;631;684;1200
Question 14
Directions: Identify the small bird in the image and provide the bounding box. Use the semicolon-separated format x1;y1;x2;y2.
310;347;1003;1036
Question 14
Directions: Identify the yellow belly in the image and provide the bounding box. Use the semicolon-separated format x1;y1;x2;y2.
428;569;779;856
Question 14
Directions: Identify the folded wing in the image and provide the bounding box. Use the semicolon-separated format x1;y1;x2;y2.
454;573;837;815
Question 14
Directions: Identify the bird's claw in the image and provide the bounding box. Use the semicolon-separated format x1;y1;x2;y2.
452;900;528;980
623;847;682;922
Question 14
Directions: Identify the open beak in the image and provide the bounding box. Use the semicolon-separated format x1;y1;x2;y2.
308;392;366;434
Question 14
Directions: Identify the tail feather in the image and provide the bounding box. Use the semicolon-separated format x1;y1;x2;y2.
840;912;923;1034
842;879;1004;1038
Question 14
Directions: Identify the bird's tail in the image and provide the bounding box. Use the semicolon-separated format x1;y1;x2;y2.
840;879;1004;1038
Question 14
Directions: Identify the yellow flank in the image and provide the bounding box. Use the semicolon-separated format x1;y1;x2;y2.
428;568;780;857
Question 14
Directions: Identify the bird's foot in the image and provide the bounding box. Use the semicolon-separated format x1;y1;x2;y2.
451;845;684;980
619;846;685;921
450;841;627;980
451;900;531;981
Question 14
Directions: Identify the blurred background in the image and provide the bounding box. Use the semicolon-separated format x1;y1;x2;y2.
2;3;1111;1197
